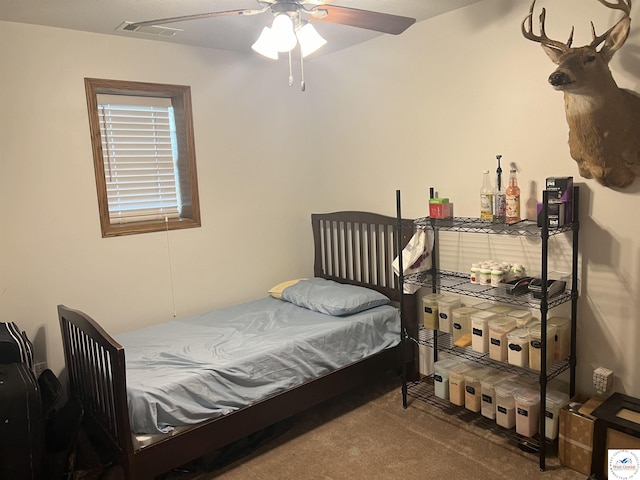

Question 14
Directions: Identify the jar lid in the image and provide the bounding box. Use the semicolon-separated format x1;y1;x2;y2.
528;323;557;336
507;328;529;340
514;387;541;403
488;316;516;330
507;309;533;320
545;389;570;407
470;310;498;321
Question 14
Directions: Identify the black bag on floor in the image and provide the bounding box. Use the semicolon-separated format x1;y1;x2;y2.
0;321;34;369
0;362;44;480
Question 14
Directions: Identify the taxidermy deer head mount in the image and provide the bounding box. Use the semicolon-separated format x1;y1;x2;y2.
522;0;640;188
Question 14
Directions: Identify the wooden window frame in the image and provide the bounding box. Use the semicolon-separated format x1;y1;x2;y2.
85;78;201;237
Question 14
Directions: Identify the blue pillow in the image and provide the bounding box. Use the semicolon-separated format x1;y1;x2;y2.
281;277;390;316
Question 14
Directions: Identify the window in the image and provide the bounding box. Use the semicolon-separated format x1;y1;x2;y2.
85;78;200;237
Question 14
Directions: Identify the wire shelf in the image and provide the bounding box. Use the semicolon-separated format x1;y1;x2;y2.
413;217;576;237
404;270;575;309
405;377;553;454
411;329;570;382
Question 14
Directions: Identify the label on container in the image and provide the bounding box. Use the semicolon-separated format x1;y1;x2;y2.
472;328;483;337
517;407;528;417
466;386;476;395
497;406;507;414
439;312;448;319
531;340;542;349
509;343;522;352
453;323;462;330
482;394;492;404
491;338;501;346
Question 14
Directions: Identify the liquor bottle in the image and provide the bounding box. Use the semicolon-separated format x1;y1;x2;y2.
480;170;494;222
493;155;506;224
506;168;521;223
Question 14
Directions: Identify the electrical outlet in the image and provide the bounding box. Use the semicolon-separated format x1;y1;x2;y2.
34;361;47;378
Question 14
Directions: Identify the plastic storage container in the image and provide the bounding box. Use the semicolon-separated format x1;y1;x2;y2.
514;388;541;437
488;304;513;316
422;293;444;330
451;307;478;347
495;381;522;429
507;309;533;327
470;310;497;353
433;357;460;400
448;363;474;406
437;296;461;333
548;317;571;361
464;367;492;412
528;322;556;370
488;316;516;361
471;301;495;311
545;390;570;439
507;328;530;367
480;373;510;420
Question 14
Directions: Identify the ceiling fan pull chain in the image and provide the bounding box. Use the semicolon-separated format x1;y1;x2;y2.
288;51;294;87
300;48;306;92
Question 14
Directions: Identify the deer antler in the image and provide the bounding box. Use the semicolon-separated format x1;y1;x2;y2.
521;0;574;52
590;0;632;48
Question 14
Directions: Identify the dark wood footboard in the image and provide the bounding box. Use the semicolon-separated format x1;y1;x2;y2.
58;305;134;471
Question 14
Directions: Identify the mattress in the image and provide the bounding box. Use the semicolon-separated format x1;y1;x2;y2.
115;295;400;434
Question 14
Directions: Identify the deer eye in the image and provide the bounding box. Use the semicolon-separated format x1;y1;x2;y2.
585;55;596;63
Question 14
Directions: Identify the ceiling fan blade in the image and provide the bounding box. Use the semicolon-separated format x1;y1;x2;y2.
129;9;263;29
310;5;416;35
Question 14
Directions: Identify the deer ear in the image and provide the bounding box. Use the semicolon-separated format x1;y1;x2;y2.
600;17;631;61
541;44;563;65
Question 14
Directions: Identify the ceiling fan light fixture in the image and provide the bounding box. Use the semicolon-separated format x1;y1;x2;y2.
251;26;279;59
271;13;297;52
296;22;327;57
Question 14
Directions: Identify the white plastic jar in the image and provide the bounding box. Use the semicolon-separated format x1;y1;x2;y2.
495;381;522;429
515;388;541;437
490;268;504;287
479;267;492;286
507;328;530;367
437;296;461;333
528;322;556;371
488;316;516;362
470;310;498;354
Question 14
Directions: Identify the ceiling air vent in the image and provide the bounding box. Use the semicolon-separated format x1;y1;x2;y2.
116;21;182;38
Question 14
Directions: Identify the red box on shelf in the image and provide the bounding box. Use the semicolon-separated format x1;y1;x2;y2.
429;198;453;219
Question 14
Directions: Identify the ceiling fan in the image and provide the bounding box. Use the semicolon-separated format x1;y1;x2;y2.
127;1;416;36
126;0;417;90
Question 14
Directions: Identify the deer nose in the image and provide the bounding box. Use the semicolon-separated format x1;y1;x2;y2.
549;71;570;87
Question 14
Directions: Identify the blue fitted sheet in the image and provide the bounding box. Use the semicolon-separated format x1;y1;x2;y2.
115;296;400;434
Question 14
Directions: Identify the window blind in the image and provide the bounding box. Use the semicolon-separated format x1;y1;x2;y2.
98;99;180;224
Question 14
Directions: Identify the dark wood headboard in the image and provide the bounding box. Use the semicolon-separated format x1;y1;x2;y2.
311;211;414;301
311;211;418;343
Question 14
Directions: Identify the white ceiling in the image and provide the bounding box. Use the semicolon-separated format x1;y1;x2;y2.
0;0;484;55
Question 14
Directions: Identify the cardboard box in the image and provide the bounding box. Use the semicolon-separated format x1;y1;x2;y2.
559;395;605;476
429;198;453;219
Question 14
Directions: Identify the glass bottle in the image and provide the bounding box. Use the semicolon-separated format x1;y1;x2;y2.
480;170;494;222
493;156;506;224
505;168;521;224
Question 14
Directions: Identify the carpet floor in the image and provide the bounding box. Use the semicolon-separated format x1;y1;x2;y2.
160;373;587;480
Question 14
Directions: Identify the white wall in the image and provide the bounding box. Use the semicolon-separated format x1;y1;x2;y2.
1;0;640;397
300;0;640;397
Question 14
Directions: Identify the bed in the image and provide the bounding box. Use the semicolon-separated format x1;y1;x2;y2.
58;211;418;479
